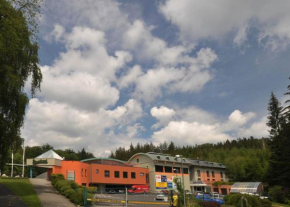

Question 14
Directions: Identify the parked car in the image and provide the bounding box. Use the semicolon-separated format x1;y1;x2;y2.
156;192;166;200
196;194;224;205
185;190;193;195
107;190;116;194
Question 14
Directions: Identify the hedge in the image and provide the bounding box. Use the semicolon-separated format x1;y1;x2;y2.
224;194;272;207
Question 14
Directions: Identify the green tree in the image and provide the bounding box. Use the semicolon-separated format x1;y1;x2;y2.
0;0;42;172
283;77;290;122
267;92;284;137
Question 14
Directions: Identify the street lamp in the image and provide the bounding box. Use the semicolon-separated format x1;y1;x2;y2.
176;155;186;207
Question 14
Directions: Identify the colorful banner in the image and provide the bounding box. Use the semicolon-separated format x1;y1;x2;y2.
161;175;167;182
67;170;75;181
156;182;167;189
155;175;161;182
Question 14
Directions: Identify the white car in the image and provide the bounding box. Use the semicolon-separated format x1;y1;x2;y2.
156;192;165;200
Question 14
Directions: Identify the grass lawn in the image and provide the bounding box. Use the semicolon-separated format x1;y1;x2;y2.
0;178;41;207
272;202;290;207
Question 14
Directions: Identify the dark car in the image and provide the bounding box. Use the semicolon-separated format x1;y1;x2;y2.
196;194;224;205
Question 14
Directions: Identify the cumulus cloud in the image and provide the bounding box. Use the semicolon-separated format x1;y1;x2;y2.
22;98;144;156
151;106;176;128
160;0;290;49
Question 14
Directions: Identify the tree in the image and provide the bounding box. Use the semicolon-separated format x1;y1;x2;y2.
0;0;42;172
283;77;290;122
267;92;284;137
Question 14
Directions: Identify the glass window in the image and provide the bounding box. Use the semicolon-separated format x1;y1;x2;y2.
207;171;210;177
115;171;120;178
81;169;83;177
96;169;99;174
165;166;172;173
212;171;215;177
183;168;189;174
137;159;139;163
155;165;163;172
146;173;149;183
85;169;87;177
105;170;110;177
131;172;136;179
197;170;201;177
123;172;128;178
173;167;180;173
220;172;223;178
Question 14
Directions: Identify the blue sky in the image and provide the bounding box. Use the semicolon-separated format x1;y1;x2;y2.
22;0;290;156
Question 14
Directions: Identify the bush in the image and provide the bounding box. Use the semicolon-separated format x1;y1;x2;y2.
69;192;83;205
87;186;97;193
225;194;261;207
68;181;78;190
268;186;289;204
50;174;64;186
64;189;76;198
55;180;70;191
260;199;272;207
60;185;71;194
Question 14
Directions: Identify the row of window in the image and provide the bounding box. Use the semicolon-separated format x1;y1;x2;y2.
103;170;138;179
155;165;189;174
196;170;224;178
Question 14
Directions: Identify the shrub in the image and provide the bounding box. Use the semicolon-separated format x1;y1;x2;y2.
60;185;71;194
87;187;97;194
50;174;64;186
268;186;289;204
64;189;76;198
225;194;261;207
69;192;83;205
55;180;70;191
68;181;78;190
260;199;272;207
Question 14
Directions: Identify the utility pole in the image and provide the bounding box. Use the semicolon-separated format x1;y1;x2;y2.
176;155;186;207
11;150;14;177
22;139;25;177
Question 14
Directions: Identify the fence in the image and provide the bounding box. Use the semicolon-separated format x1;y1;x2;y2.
84;188;173;207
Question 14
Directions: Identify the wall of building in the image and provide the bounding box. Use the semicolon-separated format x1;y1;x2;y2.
90;164;149;185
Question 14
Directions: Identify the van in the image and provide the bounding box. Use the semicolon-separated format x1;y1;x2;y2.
128;185;149;194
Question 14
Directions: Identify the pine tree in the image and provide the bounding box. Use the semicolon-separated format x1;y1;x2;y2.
283;77;290;122
267;92;284;137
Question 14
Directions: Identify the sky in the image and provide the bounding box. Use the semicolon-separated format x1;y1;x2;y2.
22;0;290;157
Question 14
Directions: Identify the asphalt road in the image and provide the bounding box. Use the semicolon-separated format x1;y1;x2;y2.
93;193;170;207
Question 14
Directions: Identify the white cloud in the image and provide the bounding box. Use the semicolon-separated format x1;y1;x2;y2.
151;106;176;128
152;121;231;146
160;0;290;49
22;98;144;156
237;116;269;138
221;110;256;131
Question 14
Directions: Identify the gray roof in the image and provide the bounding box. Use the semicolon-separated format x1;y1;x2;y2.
128;152;226;169
189;159;226;169
128;152;194;165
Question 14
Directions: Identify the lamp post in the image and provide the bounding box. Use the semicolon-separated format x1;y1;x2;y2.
176;155;185;207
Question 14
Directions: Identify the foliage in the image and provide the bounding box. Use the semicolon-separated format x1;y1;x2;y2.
0;178;42;207
174;177;186;207
0;0;42;172
260;199;272;207
267;92;285;137
50;173;65;186
225;194;261;207
268;186;290;204
283;77;290;122
64;188;75;198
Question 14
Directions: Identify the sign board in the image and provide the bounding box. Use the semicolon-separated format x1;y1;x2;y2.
33;159;48;165
67;170;75;181
156;182;167;189
155;175;161;182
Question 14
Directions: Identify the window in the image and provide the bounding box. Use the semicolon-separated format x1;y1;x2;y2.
146;173;149;183
220;172;223;178
183;168;189;174
165;166;172;173
96;169;99;174
155;165;163;172
207;171;210;177
105;170;110;177
131;172;136;179
85;169;87;177
81;169;83;177
115;171;120;178
173;167;180;173
197;170;201;177
212;171;215;177
137;159;139;163
123;172;128;178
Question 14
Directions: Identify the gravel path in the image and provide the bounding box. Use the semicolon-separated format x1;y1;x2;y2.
30;178;76;207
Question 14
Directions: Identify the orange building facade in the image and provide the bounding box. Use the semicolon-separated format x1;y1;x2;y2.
51;158;149;193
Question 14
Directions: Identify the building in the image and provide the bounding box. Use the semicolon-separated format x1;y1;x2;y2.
127;152;191;192
230;182;264;196
189;160;231;195
27;150;232;194
27;150;149;193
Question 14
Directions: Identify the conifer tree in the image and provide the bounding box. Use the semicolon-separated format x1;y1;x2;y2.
267;92;284;137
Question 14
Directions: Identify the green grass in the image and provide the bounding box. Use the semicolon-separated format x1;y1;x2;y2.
0;178;42;207
272;202;290;207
